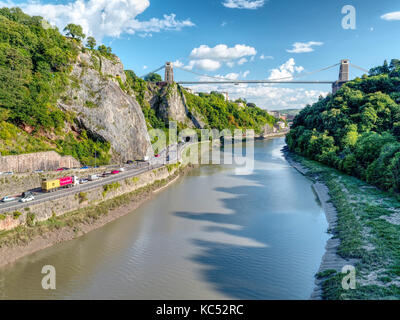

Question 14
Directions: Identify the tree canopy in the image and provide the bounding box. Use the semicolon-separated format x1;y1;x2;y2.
286;59;400;192
144;73;162;82
86;36;96;50
63;23;85;41
0;8;110;164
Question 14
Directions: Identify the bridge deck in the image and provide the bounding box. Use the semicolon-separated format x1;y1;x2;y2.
177;80;334;84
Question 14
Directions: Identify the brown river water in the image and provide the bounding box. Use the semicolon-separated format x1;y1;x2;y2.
0;137;329;299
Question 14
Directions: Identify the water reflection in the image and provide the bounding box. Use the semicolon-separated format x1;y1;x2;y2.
0;138;328;300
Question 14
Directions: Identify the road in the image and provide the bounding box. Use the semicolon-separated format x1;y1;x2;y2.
0;142;188;214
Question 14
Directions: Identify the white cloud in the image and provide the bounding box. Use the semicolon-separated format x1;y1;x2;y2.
0;0;195;41
381;11;400;21
221;21;227;27
172;60;185;68
260;54;274;60
188;44;257;70
187;82;328;110
238;57;248;65
286;41;323;53
188;59;222;71
143;65;148;69
190;44;257;61
242;70;250;78
222;0;265;10
268;58;304;81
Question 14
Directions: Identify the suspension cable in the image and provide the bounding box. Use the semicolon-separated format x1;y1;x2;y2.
349;63;369;73
140;65;165;79
176;63;340;83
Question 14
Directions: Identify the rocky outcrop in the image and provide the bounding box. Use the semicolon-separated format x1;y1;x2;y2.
0;151;80;173
58;51;153;162
145;83;206;129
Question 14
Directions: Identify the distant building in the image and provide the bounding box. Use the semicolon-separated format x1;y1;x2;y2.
275;121;286;130
279;115;287;121
268;111;280;119
184;87;194;94
221;92;229;101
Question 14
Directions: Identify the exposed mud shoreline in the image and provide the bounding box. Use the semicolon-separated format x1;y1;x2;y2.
0;165;194;268
283;147;357;300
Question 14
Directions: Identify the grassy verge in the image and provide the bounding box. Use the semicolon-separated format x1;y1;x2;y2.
291;153;400;300
0;165;188;249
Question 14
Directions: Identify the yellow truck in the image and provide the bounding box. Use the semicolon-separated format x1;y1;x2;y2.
42;176;79;192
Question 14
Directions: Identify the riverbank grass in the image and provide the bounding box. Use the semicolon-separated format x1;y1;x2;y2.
292;153;400;300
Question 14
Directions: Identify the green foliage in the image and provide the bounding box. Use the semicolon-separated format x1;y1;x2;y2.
287;59;400;192
77;192;88;204
102;182;121;197
0;8;79;128
294;153;400;299
0;9;111;165
12;211;21;219
63;23;85;41
183;90;276;134
144;72;162;82
26;212;35;227
97;44;115;59
56;131;111;166
86;36;96;50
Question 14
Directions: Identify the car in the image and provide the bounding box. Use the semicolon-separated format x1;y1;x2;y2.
20;195;35;203
155;154;160;158
111;170;120;175
88;175;99;181
1;196;16;202
56;168;65;171
126;160;134;165
79;179;89;184
34;169;44;173
80;166;90;170
4;171;13;175
118;168;126;172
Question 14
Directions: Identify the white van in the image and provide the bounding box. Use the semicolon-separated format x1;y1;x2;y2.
88;175;99;181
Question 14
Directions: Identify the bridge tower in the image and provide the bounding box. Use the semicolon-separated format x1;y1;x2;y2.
332;59;350;94
165;62;174;83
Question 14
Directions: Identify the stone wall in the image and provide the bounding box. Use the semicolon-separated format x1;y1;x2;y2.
0;165;180;231
0;151;80;173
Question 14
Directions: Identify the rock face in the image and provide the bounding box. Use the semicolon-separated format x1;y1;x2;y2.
58;52;153;162
0;151;80;173
146;83;206;129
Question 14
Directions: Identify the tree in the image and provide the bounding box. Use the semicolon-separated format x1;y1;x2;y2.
86;36;96;50
144;73;162;82
63;24;85;41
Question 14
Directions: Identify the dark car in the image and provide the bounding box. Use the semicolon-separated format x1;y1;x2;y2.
126;160;135;165
22;191;34;198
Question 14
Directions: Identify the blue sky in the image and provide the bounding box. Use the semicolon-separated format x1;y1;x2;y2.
3;0;400;110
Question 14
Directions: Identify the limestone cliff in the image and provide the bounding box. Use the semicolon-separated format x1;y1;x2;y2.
144;83;206;129
58;51;153;162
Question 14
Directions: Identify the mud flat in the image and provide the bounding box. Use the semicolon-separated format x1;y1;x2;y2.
283;147;358;300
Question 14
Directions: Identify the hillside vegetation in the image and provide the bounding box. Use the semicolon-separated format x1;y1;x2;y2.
0;7;110;165
125;71;277;137
287;59;400;192
183;91;276;134
1;7;276;166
